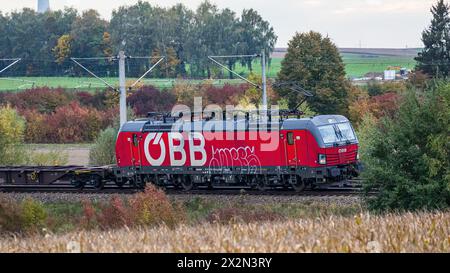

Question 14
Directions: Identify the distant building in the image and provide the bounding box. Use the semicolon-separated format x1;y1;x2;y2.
37;0;50;13
384;70;396;81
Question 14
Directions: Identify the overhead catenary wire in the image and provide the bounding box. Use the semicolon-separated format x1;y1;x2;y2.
70;58;118;91
0;58;21;75
130;56;165;88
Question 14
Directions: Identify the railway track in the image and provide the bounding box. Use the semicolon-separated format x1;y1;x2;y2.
0;181;367;196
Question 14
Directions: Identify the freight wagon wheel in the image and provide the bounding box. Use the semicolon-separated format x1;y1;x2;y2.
72;179;85;190
291;176;306;192
181;176;194;191
91;176;104;190
115;179;126;188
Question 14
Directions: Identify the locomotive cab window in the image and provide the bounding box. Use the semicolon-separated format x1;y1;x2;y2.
132;134;139;147
287;132;294;145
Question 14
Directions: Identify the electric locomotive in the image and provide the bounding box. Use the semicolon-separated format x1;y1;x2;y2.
113;111;362;191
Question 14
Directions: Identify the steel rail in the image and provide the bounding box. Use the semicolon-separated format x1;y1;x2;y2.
0;181;368;196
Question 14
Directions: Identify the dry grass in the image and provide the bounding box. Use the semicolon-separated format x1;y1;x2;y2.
1;211;449;253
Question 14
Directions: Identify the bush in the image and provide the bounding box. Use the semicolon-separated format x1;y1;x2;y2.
366;81;407;97
21;198;48;231
204;84;247;106
23;102;114;143
129;185;185;228
128;86;177;117
0;196;48;233
81;200;97;230
3;88;73;114
76;90;108;110
89;127;118;165
348;91;402;127
362;84;450;211
80;185;185;230
28;149;69;166
0;195;24;233
172;80;204;107
0;105;27;165
97;196;131;229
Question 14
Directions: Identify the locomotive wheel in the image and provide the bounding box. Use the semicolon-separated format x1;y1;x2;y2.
181;176;194;191
131;176;145;189
255;176;266;192
291;176;306;192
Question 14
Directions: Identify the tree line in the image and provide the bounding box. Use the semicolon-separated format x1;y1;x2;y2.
0;0;277;78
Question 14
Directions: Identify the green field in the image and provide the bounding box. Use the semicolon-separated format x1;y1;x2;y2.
341;53;416;78
0;53;417;91
0;77;247;92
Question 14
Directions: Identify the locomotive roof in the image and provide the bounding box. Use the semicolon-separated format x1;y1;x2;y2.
119;115;350;132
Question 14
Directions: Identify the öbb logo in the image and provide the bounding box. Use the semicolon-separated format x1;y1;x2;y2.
143;132;207;166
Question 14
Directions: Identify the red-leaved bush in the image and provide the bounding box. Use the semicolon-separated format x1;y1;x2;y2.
2;88;74;114
80;185;185;230
22;102;115;143
96;196;132;229
128;86;177;117
76;91;109;110
204;84;247;106
128;185;184;228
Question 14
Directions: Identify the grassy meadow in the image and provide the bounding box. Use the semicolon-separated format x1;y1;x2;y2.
0;53;417;92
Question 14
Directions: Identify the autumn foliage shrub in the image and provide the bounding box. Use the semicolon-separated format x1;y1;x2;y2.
80;185;185;230
22;102;114;143
349;91;402;127
128;86;177;116
0;195;24;233
21;198;48;231
204;84;247;106
0;195;48;233
76;91;109;110
128;185;185;228
96;196;132;229
2;88;73;114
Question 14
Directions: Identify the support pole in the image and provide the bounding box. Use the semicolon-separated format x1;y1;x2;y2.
261;50;268;109
119;51;127;127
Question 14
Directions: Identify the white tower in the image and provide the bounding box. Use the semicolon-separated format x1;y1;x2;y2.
37;0;50;13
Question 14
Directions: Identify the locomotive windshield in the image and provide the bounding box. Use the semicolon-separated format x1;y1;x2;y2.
318;122;357;144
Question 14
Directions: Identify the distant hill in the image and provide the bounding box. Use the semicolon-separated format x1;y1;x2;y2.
271;47;422;58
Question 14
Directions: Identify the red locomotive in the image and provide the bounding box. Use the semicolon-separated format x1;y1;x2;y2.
113;112;362;191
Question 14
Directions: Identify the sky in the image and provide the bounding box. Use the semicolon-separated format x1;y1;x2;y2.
0;0;438;48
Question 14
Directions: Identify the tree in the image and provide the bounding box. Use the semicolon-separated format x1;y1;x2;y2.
0;12;9;58
53;34;72;64
70;10;108;58
362;84;450;211
102;32;113;58
415;0;450;77
276;31;349;115
239;9;277;72
164;47;181;78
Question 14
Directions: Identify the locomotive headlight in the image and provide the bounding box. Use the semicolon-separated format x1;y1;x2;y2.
356;151;360;160
318;154;327;165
